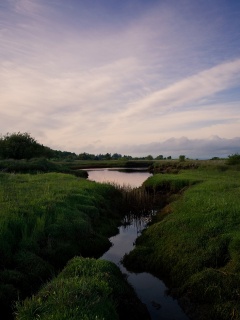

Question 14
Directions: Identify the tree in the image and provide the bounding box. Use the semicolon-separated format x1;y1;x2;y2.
179;155;186;162
145;155;153;160
0;132;51;160
111;153;122;160
155;155;163;160
78;152;95;160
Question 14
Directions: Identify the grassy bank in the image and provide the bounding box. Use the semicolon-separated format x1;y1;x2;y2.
15;257;150;320
0;158;154;176
0;158;88;178
149;159;227;174
0;172;123;317
65;159;154;170
123;168;240;320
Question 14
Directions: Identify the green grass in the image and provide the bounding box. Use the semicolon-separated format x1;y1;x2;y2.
0;172;123;317
15;257;150;320
0;158;88;177
15;257;119;320
149;158;240;174
64;159;154;169
123;168;240;320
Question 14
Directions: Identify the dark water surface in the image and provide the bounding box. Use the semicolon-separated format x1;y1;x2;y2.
87;168;189;320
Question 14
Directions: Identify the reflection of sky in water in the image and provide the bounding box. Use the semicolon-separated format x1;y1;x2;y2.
101;222;189;320
86;168;152;188
101;223;139;265
93;169;189;319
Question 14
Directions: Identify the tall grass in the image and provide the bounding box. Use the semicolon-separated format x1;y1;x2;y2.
123;168;240;320
0;172;123;318
107;182;164;227
15;257;150;320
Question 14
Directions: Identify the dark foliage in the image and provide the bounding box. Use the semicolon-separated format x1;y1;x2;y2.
0;132;53;160
226;153;240;165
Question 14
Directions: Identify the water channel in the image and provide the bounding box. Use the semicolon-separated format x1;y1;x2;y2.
86;168;189;320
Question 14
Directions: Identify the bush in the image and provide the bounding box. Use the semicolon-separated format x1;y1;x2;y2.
0;132;53;160
226;153;240;165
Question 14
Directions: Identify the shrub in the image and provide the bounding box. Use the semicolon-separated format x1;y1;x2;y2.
226;153;240;165
0;132;53;160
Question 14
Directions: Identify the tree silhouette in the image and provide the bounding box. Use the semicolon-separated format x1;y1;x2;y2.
0;132;51;159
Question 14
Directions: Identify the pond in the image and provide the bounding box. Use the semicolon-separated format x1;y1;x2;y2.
86;168;189;320
86;167;152;188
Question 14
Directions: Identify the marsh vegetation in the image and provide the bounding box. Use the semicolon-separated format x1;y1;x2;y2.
1;145;240;319
0;172;125;318
123;166;240;319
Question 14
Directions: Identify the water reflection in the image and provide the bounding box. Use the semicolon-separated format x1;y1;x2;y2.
86;168;152;188
101;219;189;320
87;168;189;319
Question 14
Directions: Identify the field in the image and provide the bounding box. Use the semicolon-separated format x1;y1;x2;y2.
2;158;240;319
123;165;240;319
0;172;125;318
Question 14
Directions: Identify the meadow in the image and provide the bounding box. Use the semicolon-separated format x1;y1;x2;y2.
0;172;126;318
123;164;240;320
2;157;240;319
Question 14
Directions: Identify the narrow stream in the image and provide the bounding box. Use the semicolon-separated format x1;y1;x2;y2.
87;168;189;320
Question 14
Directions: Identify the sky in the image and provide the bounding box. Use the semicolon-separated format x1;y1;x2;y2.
1;0;240;159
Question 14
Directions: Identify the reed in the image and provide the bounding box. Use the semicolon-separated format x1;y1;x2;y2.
108;181;163;219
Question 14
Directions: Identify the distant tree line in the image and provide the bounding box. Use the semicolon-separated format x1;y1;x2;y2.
78;153;174;161
3;132;235;162
0;132;185;161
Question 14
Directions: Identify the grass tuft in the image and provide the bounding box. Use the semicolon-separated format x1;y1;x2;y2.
15;257;150;320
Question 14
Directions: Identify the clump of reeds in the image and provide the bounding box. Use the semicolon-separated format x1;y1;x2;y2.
108;182;157;216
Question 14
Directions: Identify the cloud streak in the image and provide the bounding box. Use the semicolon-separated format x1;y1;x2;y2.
116;59;240;120
0;0;240;157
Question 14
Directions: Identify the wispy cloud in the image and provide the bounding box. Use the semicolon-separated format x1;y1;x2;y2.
115;59;240;120
0;0;240;156
11;0;44;15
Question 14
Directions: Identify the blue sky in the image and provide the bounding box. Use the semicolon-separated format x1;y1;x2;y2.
1;0;240;158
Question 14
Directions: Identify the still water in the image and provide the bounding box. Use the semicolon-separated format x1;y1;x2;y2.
86;167;152;188
87;168;189;320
